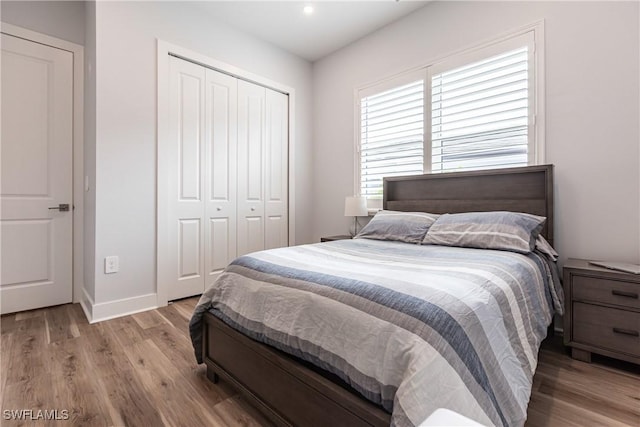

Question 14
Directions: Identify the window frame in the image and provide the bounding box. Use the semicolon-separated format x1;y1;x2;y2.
354;23;545;204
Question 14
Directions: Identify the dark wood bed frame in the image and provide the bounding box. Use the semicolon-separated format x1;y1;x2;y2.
202;165;554;427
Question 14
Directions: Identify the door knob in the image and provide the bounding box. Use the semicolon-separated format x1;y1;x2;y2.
250;207;255;211
216;207;221;211
48;203;70;212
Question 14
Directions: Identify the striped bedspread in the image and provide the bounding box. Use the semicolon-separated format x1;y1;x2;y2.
190;239;563;427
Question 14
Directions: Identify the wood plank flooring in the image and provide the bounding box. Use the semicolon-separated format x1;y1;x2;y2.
1;298;638;427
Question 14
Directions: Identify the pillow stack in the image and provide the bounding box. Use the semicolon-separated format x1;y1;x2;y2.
355;209;550;256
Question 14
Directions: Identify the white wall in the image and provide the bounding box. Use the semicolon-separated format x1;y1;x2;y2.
0;1;85;45
92;1;313;310
84;0;96;305
312;1;640;264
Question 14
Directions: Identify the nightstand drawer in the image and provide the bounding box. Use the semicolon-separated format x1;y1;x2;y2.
573;275;640;310
573;302;640;358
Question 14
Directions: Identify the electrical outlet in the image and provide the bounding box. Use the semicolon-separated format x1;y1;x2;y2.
105;256;119;274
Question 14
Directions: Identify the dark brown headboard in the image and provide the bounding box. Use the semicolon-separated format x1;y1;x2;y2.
383;165;554;245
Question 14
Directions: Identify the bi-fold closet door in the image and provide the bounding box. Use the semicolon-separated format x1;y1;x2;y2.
237;80;289;256
166;56;288;301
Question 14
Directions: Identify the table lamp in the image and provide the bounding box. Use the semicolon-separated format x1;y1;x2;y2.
344;196;368;236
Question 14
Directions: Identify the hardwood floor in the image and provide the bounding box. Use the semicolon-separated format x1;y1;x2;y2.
1;299;638;426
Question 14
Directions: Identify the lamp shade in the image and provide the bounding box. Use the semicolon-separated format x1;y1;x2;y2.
344;196;368;217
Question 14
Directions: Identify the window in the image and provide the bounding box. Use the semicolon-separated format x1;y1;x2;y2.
360;78;424;198
357;30;541;201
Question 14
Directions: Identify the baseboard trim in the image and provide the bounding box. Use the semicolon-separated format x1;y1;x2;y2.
85;292;158;323
80;288;94;323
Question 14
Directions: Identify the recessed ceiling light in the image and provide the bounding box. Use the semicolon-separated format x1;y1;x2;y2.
303;5;314;15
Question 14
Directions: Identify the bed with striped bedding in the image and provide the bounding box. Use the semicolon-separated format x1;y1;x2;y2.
190;238;563;427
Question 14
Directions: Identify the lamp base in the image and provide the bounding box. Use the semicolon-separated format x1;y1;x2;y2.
349;217;361;237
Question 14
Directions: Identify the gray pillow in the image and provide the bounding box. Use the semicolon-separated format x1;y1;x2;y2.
422;211;546;253
355;210;439;244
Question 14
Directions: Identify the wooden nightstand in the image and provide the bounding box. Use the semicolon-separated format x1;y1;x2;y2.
563;259;640;364
320;235;352;242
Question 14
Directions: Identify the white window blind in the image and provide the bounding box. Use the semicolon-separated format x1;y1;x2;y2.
431;46;530;173
360;80;424;198
356;30;540;201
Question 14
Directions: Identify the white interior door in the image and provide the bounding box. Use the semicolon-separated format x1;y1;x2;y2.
204;69;237;288
237;80;266;256
264;89;289;250
1;34;73;314
167;56;206;300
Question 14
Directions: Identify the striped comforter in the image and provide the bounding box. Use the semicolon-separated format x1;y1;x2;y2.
190;239;563;427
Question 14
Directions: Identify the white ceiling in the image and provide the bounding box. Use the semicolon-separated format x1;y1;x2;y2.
196;1;430;62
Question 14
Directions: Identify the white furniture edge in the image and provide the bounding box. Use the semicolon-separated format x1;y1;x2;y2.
421;408;486;427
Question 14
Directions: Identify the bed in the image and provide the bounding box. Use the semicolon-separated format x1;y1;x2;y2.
189;165;560;427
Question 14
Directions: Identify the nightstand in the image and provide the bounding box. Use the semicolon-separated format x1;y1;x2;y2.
563;259;640;364
320;235;352;242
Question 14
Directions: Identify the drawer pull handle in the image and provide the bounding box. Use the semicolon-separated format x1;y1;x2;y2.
611;290;638;299
612;327;639;337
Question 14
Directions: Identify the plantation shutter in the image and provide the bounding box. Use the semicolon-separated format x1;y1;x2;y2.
357;31;538;201
360;79;424;198
431;45;531;173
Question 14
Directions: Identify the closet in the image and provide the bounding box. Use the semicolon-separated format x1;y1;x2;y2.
163;55;288;301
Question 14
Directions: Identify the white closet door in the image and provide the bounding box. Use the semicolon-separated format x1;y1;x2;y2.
264;89;289;250
160;53;290;303
167;57;206;300
204;69;237;287
237;80;266;256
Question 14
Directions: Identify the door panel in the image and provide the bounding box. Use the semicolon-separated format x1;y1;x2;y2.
1;220;50;285
204;69;237;286
265;216;287;251
265;89;289;249
209;218;230;272
1;34;73;314
167;57;206;300
209;84;231;201
1;52;50;196
246;99;263;201
243;216;264;256
179;219;201;279
179;74;203;201
237;80;266;256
